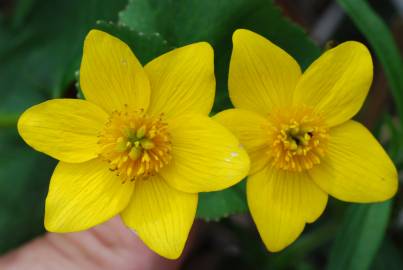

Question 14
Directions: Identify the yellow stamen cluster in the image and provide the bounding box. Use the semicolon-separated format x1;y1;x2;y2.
98;107;171;182
266;106;328;172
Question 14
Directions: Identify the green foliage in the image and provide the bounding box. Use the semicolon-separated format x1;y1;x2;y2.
0;0;127;254
371;238;403;270
197;181;248;221
326;201;392;270
0;129;55;253
119;0;320;112
338;0;403;170
94;21;171;65
0;0;127;116
326;2;403;269
337;0;403;123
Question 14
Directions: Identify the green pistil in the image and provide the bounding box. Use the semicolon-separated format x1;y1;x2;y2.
123;127;156;161
136;125;146;139
286;127;312;149
129;147;142;160
140;139;155;150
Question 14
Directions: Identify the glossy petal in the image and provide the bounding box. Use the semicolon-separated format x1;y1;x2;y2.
309;121;397;202
45;159;134;232
247;166;327;252
121;174;197;259
160;114;250;193
214;108;270;174
80;30;150;113
18;99;108;163
145;42;215;119
294;41;373;127
229;29;301;115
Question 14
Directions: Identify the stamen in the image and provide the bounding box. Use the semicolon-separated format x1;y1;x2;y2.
98;106;172;182
266;106;329;172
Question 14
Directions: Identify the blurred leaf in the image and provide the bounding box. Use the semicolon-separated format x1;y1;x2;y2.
0;0;128;253
337;0;403;123
268;221;338;269
296;263;316;270
0;114;19;128
119;0;321;220
11;0;36;29
197;181;247;220
383;115;403;167
328;2;402;269
0;129;56;254
327;201;392;270
371;238;403;270
0;0;127;116
236;4;320;70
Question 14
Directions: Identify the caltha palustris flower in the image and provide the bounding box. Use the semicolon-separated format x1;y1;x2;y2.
215;29;398;252
18;30;250;259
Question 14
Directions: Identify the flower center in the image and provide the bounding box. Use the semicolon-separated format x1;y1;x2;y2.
266;106;329;172
98;107;171;182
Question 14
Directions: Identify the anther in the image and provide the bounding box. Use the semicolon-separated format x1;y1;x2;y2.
98;108;172;182
266;106;328;172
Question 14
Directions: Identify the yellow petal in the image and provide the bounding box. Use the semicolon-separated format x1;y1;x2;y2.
80;30;150;113
121;174;197;259
214;108;270;174
229;29;301;115
309;121;397;202
45;159;134;232
294;41;373;127
18;99;108;163
145;42;215;119
159;114;250;193
247;166;327;252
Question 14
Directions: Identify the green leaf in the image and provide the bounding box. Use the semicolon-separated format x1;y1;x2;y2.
0;113;19;128
119;0;263;46
237;4;320;70
0;0;127;116
197;181;247;221
10;0;36;29
337;0;403;123
326;201;392;270
371;238;403;270
94;21;171;65
0;129;56;254
327;2;402;269
267;222;338;269
119;0;321;220
119;0;320;111
0;0;128;253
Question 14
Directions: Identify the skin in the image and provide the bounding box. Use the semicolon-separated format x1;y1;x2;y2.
0;217;187;270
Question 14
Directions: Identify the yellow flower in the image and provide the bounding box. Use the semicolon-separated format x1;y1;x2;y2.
18;30;250;259
215;29;398;252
